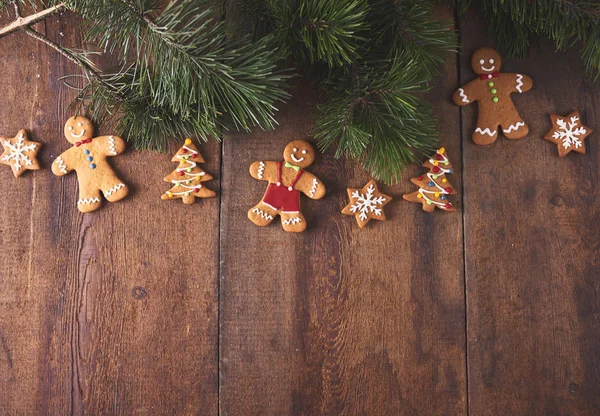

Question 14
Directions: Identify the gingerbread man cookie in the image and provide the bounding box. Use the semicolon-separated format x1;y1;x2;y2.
248;140;326;232
453;47;533;145
51;116;129;213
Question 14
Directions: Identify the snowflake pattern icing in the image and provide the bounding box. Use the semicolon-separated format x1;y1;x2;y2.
1;133;37;171
350;184;387;221
553;116;587;149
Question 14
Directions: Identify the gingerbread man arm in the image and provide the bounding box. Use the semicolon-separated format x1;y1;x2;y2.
94;135;126;156
296;172;326;199
506;73;533;94
452;80;480;106
51;149;74;176
249;160;278;182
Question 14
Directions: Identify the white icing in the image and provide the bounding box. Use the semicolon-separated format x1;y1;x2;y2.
458;88;469;103
56;156;67;174
104;183;125;196
349;183;386;221
108;135;117;155
1;133;36;171
281;210;300;214
70;129;85;138
257;161;265;179
503;122;525;134
252;208;273;220
290;154;304;163
309;178;318;197
475;127;497;137
553;116;587;149
481;64;495;72
78;197;100;205
516;74;524;93
282;217;302;225
428;154;452;174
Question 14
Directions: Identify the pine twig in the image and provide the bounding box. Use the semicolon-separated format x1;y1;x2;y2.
0;3;65;38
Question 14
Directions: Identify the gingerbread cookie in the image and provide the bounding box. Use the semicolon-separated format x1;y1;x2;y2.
452;47;533;145
544;111;592;157
342;179;391;228
403;147;457;212
1;129;41;177
248;140;326;232
161;138;216;204
51;116;129;213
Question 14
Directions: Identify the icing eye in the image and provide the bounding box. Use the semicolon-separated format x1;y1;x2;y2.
77;122;83;127
293;147;297;152
301;150;307;154
68;126;73;130
479;59;484;65
489;58;495;64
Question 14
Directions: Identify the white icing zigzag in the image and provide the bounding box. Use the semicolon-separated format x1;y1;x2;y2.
282;217;302;225
104;183;125;197
56;156;67;174
257;161;265;179
503;122;525;134
516;74;524;93
458;88;469;103
78;197;101;205
108;135;117;155
309;178;318;197
252;208;273;220
475;127;497;137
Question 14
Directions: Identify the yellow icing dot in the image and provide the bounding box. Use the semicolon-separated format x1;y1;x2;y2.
185;138;192;145
439;147;445;154
434;192;440;197
167;192;173;198
433;161;439;166
442;178;447;183
417;194;423;198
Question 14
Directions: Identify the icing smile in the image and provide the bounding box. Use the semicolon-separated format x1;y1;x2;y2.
481;65;495;72
70;129;86;138
291;154;304;163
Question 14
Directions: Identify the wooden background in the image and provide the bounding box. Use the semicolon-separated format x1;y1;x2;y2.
1;6;599;416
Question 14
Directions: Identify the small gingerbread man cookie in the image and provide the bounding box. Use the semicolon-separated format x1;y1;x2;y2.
248;140;326;232
51;116;129;213
1;129;41;177
453;47;533;145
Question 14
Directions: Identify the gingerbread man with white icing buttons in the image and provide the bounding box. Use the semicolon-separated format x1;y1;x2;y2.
453;47;533;145
248;140;326;232
51;116;129;213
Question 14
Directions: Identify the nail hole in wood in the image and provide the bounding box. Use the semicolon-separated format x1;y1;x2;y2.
550;195;565;206
132;286;147;300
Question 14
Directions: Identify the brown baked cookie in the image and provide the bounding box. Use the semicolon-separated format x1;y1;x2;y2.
1;129;41;177
51;116;129;213
341;179;391;228
403;147;457;212
452;47;533;145
544;111;592;157
161;138;216;204
248;140;326;232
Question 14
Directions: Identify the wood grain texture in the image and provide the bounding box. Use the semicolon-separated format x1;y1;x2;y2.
0;10;219;415
459;13;600;416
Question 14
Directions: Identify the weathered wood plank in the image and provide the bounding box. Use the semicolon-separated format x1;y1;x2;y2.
0;10;219;414
219;10;466;415
459;13;600;415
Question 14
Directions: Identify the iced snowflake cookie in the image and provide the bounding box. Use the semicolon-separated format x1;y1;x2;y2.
403;147;457;212
452;47;533;145
161;138;216;204
1;129;41;177
544;111;592;157
248;140;326;232
51;116;129;213
342;179;391;228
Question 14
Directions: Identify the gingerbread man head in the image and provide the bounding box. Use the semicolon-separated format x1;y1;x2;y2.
471;47;502;76
64;116;94;144
283;140;315;169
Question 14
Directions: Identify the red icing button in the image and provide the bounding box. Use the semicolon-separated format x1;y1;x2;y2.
432;166;440;173
181;148;187;153
445;187;453;193
445;203;452;209
436;154;443;160
178;171;184;176
192;153;198;158
194;188;200;193
417;176;423;181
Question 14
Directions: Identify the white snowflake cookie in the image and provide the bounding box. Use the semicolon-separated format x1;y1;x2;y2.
342;179;392;228
545;111;593;157
0;129;42;177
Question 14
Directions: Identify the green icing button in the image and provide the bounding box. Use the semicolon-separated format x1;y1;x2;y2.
488;81;494;87
492;97;499;103
491;88;497;94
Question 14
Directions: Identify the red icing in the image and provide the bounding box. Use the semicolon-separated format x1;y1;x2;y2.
445;203;452;209
432;166;440;173
194;188;200;193
417;176;423;181
436;154;443;160
445;187;453;193
181;148;188;153
178;171;184;176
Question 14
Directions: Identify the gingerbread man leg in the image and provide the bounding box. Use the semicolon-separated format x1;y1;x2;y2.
500;108;529;140
280;211;306;232
101;177;129;202
77;184;103;213
248;201;277;226
472;116;499;145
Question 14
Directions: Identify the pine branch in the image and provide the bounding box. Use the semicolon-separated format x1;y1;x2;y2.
0;2;65;37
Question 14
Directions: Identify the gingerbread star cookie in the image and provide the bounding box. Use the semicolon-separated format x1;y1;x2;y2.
342;179;391;228
544;111;592;157
1;129;42;177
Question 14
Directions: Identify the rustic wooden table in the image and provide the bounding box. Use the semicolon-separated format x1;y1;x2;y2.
1;7;599;416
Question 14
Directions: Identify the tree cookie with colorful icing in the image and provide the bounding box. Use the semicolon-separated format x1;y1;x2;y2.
248;140;326;232
51;116;129;213
452;47;533;145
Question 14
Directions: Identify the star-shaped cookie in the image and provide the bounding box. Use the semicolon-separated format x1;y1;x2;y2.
1;129;42;177
342;179;392;228
544;111;592;157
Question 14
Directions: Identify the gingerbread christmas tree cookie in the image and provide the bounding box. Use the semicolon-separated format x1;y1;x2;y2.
161;138;216;204
1;129;41;177
403;147;457;212
342;179;391;228
544;111;592;157
248;140;326;232
51;116;129;213
452;47;533;145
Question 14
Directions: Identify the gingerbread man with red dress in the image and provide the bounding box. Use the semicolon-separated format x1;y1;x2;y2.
248;140;326;232
453;47;533;145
